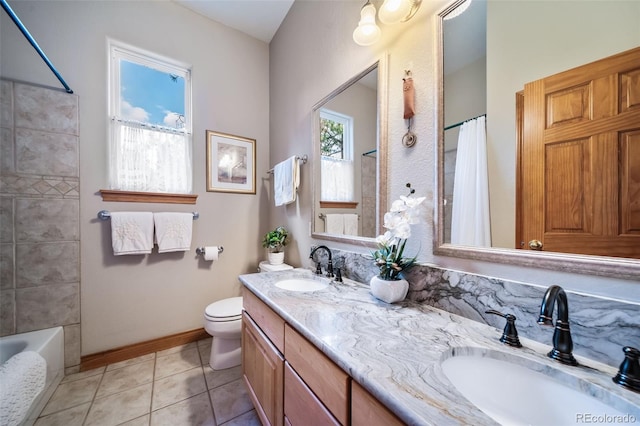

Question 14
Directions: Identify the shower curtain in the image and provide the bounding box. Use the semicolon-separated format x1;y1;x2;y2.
450;116;491;246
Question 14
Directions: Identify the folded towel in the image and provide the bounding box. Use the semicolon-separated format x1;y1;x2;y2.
154;212;193;253
0;351;46;426
274;156;299;206
324;214;344;234
343;214;359;236
110;212;154;255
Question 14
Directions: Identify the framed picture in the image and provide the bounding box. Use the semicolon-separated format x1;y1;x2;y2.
206;130;256;194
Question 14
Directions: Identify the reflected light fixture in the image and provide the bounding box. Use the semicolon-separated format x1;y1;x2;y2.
378;0;422;25
443;0;472;20
352;0;381;46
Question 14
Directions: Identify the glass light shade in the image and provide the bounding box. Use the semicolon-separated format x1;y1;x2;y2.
378;0;413;25
353;2;381;46
443;0;471;20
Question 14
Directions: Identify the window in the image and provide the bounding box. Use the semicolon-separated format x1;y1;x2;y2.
320;109;354;201
108;40;192;194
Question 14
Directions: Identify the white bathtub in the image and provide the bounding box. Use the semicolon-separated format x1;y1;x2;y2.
0;327;64;426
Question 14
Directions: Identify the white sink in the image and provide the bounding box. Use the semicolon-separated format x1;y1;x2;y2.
441;353;631;426
275;277;329;292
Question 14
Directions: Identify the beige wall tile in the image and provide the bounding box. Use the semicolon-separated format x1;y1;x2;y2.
16;242;79;286
0;289;15;336
15;198;79;242
16;128;78;177
0;80;12;128
15;283;79;331
0;243;14;290
1;127;14;174
14;83;78;135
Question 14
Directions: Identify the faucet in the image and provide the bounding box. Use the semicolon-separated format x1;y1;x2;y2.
309;245;333;278
537;285;578;366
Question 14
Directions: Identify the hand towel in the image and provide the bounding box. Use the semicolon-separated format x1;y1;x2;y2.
110;212;154;255
154;212;193;253
0;351;46;426
325;214;344;234
343;214;359;236
274;156;299;206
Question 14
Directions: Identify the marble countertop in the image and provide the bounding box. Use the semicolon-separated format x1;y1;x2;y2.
238;269;640;425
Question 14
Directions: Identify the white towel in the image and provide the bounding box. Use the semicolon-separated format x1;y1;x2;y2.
325;214;344;234
154;212;193;253
110;212;154;255
0;351;46;426
343;214;359;236
274;156;299;206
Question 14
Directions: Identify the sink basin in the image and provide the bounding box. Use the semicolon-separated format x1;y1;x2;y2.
441;353;630;426
275;277;329;292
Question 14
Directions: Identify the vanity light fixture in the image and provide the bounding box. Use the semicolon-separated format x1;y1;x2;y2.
443;0;471;20
353;0;382;46
378;0;422;25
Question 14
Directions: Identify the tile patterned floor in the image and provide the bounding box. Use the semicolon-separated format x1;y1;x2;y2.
34;338;260;426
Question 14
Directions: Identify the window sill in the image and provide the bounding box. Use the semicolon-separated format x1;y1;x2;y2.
319;201;358;209
100;190;198;204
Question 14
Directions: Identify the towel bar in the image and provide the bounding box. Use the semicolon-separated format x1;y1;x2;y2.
267;154;308;174
319;213;360;220
98;210;199;220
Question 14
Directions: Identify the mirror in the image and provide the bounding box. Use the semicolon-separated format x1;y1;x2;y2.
436;0;640;279
312;59;387;246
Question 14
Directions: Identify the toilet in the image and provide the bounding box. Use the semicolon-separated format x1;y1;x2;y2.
203;262;293;370
203;296;243;370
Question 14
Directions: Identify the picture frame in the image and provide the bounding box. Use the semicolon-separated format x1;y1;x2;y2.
206;130;256;194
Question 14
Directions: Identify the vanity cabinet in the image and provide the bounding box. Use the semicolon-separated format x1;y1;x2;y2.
242;288;402;426
352;381;403;426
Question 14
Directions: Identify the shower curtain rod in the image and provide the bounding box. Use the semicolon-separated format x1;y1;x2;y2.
1;0;73;93
444;113;486;131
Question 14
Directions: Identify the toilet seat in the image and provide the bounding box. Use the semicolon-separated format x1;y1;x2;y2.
204;296;242;322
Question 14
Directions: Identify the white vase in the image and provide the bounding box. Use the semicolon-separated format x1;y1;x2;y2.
369;275;409;303
268;251;285;265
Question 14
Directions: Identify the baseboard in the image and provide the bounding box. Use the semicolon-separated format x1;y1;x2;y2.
80;328;210;371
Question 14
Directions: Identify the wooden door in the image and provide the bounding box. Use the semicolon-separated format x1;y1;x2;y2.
520;46;640;258
242;313;284;426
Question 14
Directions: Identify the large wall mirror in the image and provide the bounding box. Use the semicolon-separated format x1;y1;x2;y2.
312;59;388;246
436;0;640;279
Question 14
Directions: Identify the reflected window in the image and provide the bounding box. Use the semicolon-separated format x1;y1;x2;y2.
320;109;354;201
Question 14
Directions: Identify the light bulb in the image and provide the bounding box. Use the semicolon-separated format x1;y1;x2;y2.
353;2;381;46
378;0;413;25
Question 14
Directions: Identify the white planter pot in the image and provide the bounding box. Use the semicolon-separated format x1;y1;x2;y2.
369;275;409;304
268;251;285;265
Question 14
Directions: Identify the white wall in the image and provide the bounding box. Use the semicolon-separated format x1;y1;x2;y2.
1;0;270;355
269;1;640;302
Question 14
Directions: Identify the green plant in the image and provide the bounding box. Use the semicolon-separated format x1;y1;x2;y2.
262;226;289;252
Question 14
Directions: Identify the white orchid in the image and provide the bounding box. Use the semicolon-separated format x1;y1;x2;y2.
372;189;426;280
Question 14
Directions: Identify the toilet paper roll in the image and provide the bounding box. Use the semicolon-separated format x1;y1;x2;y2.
203;246;219;261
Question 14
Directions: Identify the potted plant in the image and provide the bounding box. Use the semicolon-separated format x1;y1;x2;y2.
371;186;425;303
262;226;289;265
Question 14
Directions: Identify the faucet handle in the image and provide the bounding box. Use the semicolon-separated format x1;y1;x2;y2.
613;346;640;393
485;310;523;348
334;267;342;282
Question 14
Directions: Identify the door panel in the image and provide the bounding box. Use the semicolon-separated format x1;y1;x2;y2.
520;46;640;258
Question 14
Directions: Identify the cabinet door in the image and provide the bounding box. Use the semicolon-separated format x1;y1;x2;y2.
284;362;340;426
242;312;284;426
352;381;404;426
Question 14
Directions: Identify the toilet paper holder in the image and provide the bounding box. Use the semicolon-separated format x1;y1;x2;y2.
196;246;224;256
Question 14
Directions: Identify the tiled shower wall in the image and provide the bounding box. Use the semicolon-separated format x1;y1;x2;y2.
0;79;81;369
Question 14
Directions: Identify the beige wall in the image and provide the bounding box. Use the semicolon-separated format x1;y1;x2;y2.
1;1;270;357
269;1;640;300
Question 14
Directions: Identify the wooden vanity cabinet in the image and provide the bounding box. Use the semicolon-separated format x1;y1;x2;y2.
284;362;340;425
352;381;404;426
242;290;286;426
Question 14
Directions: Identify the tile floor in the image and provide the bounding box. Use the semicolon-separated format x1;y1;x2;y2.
34;338;260;426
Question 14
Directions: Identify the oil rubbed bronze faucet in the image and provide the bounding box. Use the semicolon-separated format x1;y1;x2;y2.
309;245;334;278
538;285;578;366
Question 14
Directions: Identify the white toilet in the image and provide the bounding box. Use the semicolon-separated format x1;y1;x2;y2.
203;262;293;370
203;296;243;370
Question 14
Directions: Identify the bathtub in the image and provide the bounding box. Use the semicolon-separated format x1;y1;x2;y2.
0;327;64;426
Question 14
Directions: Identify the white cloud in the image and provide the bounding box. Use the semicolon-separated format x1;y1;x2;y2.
163;111;184;128
121;100;149;122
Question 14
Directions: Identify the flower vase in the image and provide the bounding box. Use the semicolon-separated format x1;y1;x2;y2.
369;275;409;304
268;251;285;265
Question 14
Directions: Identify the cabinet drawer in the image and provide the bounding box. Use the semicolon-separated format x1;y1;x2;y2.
243;288;285;352
242;313;284;426
352;381;404;426
284;362;340;426
284;324;350;425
